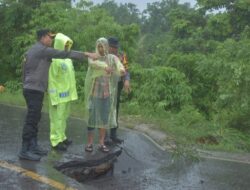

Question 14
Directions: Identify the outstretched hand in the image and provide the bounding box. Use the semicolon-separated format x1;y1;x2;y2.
84;52;99;60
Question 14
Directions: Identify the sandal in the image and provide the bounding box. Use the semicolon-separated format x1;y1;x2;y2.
85;144;93;152
98;144;110;153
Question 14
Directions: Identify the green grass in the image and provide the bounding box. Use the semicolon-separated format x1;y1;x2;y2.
0;90;86;117
121;103;250;153
0;90;26;107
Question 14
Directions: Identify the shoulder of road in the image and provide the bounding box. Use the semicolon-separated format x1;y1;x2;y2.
120;121;250;165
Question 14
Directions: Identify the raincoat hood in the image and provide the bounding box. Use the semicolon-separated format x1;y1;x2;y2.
54;33;73;51
48;33;77;106
96;37;109;56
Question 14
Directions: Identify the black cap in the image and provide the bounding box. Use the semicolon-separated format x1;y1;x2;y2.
36;29;56;40
108;37;119;48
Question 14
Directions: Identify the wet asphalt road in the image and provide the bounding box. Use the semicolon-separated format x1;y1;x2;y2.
0;104;250;190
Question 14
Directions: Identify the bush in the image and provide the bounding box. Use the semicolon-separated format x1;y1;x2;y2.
130;64;192;112
4;80;22;93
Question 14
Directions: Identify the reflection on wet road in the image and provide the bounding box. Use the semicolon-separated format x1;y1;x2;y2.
0;104;250;190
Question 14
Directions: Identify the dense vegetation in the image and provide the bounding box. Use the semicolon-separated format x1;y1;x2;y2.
1;0;250;152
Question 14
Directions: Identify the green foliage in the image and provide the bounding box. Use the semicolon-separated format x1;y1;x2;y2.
198;0;250;37
208;123;250;152
203;13;232;41
142;0;180;33
97;0;142;25
130;64;192;112
0;1;33;82
167;53;218;117
164;105;206;129
196;38;250;130
74;70;86;100
197;0;235;10
4;80;22;93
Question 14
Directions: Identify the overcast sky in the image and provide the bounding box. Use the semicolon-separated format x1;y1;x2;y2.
91;0;197;11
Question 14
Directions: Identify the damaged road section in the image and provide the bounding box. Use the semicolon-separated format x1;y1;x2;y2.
54;148;122;182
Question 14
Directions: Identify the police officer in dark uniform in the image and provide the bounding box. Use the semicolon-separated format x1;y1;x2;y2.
106;37;131;144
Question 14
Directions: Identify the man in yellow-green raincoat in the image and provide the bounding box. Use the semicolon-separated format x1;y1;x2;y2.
48;33;77;151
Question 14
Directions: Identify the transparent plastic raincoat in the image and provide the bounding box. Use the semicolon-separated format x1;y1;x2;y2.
84;38;125;129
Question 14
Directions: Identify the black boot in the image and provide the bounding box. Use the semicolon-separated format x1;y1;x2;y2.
29;137;48;156
18;141;41;161
63;139;73;146
110;127;117;139
104;138;113;146
53;142;67;151
110;128;123;144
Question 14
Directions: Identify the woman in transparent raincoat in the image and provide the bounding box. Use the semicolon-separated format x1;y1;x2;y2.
84;38;125;153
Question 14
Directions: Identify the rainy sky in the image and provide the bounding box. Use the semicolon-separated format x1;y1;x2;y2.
90;0;197;11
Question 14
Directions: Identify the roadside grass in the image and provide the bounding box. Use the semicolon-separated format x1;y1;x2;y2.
1;91;250;154
121;103;250;153
0;90;25;107
0;90;86;117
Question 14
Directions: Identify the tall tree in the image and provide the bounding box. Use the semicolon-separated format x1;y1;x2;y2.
97;0;142;25
197;0;250;37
